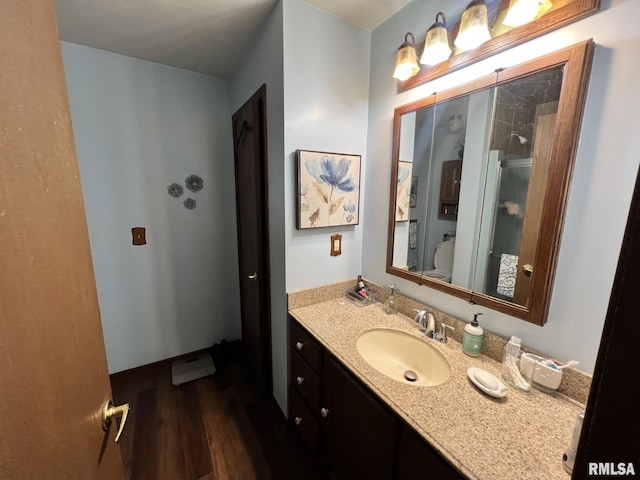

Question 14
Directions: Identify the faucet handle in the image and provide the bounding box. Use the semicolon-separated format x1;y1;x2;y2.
437;323;455;343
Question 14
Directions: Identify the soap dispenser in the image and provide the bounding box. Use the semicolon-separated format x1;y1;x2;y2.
384;284;398;315
462;313;484;357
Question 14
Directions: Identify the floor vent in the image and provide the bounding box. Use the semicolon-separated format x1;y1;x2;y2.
171;353;216;386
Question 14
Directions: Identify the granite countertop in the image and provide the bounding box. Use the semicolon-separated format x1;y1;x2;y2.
289;298;583;480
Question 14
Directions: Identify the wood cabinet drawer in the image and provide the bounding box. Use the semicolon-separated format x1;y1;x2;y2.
288;386;320;454
290;349;321;412
289;317;322;373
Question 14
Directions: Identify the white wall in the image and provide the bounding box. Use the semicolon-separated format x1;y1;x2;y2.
363;0;640;373
453;89;494;287
62;43;241;373
229;0;371;414
283;0;371;291
230;2;287;410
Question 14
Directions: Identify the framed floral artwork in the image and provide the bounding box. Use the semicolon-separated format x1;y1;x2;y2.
296;149;361;229
396;161;412;221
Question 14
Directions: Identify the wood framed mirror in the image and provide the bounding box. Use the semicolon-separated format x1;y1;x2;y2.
386;40;595;326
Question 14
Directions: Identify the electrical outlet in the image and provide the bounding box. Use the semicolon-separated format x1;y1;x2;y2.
330;234;342;256
132;227;146;246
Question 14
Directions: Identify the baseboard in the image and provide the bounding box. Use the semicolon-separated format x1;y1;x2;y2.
109;347;213;380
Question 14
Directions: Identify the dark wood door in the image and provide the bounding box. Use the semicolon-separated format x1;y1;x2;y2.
0;1;125;478
322;355;398;480
513;113;556;307
232;85;272;395
574;163;640;474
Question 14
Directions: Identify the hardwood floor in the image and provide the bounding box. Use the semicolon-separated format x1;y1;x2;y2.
110;342;323;480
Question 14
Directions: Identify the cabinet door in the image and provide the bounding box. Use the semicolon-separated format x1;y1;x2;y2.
439;160;462;219
396;425;465;480
322;355;398;480
440;160;462;202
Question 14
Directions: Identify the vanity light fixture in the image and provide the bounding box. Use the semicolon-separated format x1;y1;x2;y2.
504;0;553;27
448;114;463;133
420;12;452;66
454;0;492;52
393;32;420;81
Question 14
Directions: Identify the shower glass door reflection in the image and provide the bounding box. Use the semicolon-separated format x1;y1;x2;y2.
473;65;562;307
474;157;531;299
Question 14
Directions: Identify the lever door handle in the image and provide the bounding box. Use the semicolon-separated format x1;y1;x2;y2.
102;401;130;443
248;272;258;281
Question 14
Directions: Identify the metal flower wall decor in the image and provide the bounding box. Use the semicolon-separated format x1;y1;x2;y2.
296;150;361;229
185;175;203;193
167;174;203;210
168;183;184;198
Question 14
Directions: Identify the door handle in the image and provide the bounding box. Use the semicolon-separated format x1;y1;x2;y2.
248;272;258;281
102;400;130;443
522;264;533;275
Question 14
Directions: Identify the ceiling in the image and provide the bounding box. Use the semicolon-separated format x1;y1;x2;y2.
55;0;411;79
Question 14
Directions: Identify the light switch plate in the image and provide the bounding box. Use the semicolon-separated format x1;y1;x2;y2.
330;234;342;256
132;227;146;245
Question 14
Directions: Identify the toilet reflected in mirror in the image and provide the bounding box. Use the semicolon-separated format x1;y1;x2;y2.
423;237;455;283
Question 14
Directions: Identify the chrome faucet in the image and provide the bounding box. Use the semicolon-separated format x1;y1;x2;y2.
414;309;435;337
433;323;455;344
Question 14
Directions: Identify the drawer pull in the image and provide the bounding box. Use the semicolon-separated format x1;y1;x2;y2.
295;341;304;350
296;376;304;385
294;417;302;426
321;408;329;418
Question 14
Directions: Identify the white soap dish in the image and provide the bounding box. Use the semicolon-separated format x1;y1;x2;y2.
467;367;507;398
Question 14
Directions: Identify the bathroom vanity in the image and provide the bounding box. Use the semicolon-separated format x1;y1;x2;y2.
287;285;585;480
289;315;464;479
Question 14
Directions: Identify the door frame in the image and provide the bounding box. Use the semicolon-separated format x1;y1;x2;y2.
573;163;640;474
232;84;273;395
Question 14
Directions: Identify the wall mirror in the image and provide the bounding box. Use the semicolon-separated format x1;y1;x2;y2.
387;40;594;325
398;0;599;92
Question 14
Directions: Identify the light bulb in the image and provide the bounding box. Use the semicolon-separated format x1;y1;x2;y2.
455;0;491;51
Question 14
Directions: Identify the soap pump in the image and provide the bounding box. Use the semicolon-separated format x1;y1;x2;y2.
462;312;484;357
384;284;398;315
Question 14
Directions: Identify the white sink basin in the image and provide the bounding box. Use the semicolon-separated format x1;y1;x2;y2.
356;329;451;386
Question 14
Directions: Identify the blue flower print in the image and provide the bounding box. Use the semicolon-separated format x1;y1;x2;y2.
343;200;356;223
305;155;356;202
